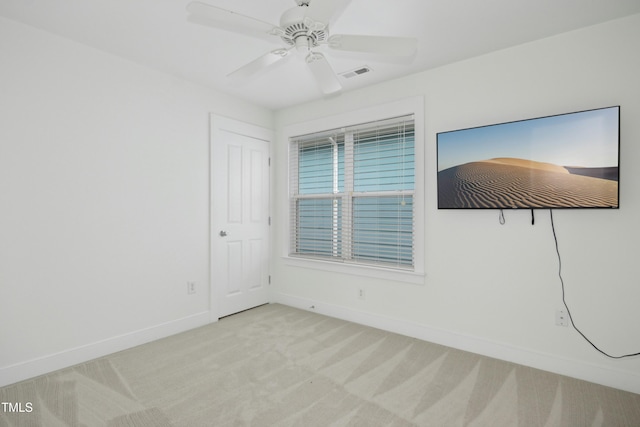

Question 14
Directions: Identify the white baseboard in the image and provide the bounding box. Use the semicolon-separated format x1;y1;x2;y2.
0;311;212;388
272;292;640;395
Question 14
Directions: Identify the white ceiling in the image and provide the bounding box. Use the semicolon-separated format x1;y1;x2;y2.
2;0;639;110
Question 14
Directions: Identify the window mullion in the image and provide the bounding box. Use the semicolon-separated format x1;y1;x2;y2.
332;139;339;257
342;131;354;261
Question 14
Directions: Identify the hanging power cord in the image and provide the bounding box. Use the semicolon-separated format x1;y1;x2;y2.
497;209;535;226
550;209;640;359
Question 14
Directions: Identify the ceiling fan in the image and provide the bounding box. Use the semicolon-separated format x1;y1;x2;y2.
186;0;418;94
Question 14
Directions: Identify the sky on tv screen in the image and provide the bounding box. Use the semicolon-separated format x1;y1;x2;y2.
437;107;619;172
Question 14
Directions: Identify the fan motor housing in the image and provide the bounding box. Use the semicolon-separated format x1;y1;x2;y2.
280;6;328;49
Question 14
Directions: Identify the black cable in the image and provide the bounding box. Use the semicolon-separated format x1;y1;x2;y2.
550;209;640;359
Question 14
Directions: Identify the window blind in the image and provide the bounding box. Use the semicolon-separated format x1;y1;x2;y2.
290;115;415;269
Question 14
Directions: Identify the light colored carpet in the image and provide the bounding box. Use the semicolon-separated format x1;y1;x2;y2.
1;303;639;426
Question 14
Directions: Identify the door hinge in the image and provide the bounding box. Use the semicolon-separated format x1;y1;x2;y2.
268;216;271;226
268;157;271;166
268;275;271;284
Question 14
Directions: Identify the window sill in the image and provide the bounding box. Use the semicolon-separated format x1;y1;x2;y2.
283;256;425;285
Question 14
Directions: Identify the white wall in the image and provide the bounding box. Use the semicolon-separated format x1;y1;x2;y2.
272;14;640;393
0;17;272;386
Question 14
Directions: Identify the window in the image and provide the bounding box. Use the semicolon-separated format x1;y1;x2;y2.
289;115;416;270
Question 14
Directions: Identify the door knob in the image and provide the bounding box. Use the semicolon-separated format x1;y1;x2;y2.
219;230;228;237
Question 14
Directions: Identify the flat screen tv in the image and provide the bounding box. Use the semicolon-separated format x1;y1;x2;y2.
437;106;620;209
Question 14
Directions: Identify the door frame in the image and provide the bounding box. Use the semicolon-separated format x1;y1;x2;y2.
209;114;273;322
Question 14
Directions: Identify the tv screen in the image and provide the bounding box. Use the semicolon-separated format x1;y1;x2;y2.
437;106;620;209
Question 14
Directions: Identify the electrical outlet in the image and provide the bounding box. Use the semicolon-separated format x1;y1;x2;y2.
187;282;196;295
555;310;568;327
358;288;366;300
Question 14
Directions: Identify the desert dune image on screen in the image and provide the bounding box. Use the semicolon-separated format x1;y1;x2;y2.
437;107;619;209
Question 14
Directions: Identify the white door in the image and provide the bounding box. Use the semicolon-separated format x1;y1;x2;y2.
211;115;271;319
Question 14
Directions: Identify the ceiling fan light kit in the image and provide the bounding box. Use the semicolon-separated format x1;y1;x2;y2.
186;0;418;95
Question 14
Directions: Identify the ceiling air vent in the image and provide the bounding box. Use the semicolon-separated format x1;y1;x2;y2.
339;66;372;79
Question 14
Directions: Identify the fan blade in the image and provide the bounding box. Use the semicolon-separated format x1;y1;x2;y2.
306;52;341;94
328;34;418;57
227;49;290;80
187;1;279;40
305;0;353;26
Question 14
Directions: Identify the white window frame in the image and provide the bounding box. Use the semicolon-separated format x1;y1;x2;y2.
283;97;425;284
